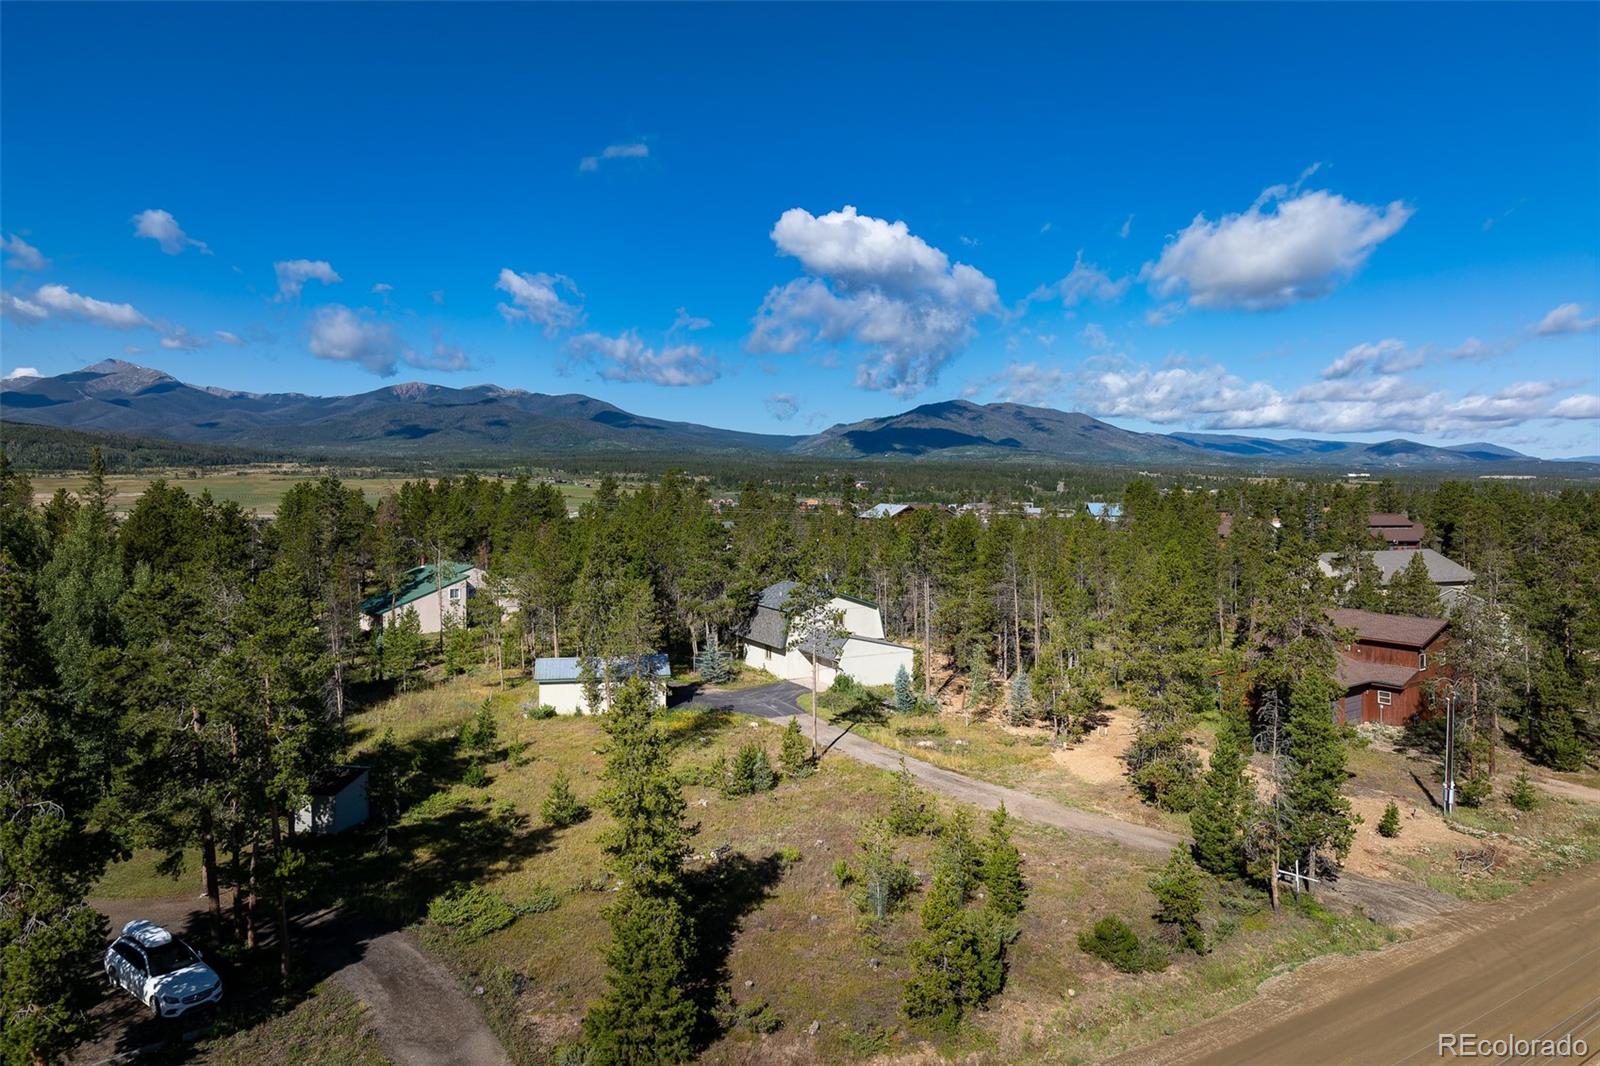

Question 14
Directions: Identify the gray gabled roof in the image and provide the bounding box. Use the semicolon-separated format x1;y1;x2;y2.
746;604;789;650
1320;548;1474;586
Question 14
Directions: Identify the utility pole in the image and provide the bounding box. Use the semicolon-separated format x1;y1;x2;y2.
1436;678;1460;814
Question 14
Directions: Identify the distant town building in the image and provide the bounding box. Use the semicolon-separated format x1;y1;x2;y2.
1367;512;1426;548
360;561;486;634
1083;502;1122;522
741;581;914;688
1329;608;1450;724
857;502;930;519
534;654;670;714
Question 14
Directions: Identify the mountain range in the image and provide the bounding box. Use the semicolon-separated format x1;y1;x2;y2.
1;360;1590;472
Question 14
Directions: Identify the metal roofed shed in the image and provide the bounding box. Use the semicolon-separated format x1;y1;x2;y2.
534;654;670;714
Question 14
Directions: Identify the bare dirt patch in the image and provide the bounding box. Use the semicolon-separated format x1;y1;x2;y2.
1049;706;1135;784
1341;793;1462;879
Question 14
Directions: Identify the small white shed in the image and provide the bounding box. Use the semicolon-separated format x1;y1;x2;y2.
534;654;670;714
295;766;370;835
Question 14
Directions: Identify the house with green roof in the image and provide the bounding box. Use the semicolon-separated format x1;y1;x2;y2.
360;561;487;635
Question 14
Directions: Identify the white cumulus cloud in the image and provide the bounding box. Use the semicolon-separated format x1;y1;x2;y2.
748;205;999;397
159;327;210;350
0;292;49;325
1145;185;1412;310
133;209;210;255
3;366;41;380
1550;394;1600;419
495;268;584;333
34;284;152;329
1533;303;1599;336
307;305;410;376
1025;251;1130;310
1320;338;1422;379
1;234;48;271
273;259;342;301
567;330;719;386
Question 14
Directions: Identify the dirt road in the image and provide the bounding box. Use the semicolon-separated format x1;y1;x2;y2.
1112;861;1600;1066
687;682;1461;927
82;895;507;1066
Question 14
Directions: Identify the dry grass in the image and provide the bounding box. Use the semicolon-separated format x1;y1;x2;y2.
323;674;1397;1064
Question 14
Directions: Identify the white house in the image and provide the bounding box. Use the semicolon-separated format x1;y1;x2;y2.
295;766;369;835
360;561;487;635
741;581;914;688
534;654;670;714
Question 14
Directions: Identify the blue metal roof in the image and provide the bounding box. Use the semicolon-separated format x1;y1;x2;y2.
534;654;670;683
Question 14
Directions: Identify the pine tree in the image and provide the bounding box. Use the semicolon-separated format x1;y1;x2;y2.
383;607;424;688
779;718;811;777
1282;671;1356;876
1149;849;1207;953
583;679;699;1061
903;837;1006;1028
1006;670;1033;727
887;759;935;836
1377;801;1401;838
541;768;588;827
980;804;1025;919
894;664;917;714
1191;732;1251;877
1;552;117;1064
1387;552;1441;617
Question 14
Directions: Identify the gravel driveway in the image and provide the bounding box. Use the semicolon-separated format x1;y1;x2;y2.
682;681;1460;927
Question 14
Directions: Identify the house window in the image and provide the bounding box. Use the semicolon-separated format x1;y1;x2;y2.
1376;690;1392;707
1418;651;1427;670
449;587;461;601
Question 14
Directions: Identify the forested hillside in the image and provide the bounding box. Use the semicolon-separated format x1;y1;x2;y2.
2;446;1596;1063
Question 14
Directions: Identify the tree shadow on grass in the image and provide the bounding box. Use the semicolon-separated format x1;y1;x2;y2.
93;725;553;1062
661;705;737;753
684;851;786;1046
833;692;889;728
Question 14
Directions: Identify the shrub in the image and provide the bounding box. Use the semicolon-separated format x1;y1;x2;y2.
1508;771;1539;812
896;721;947;738
522;702;558;720
1377;801;1402;838
853;821;917;921
1128;752;1201;813
830;673;865;696
831;859;854;888
1456;771;1492;809
427;884;517;942
1078;916;1167;973
519;884;561;915
777;845;803;866
542;769;589;827
461;763;490;788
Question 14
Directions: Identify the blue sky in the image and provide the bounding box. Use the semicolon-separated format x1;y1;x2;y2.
2;2;1597;455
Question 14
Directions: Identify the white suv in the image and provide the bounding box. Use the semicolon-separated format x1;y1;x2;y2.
104;920;223;1019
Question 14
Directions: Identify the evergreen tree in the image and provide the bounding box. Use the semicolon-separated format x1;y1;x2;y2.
541;768;588;827
1377;801;1401;838
902;835;1005;1028
1006;670;1033;727
1;552;118;1064
980;804;1025;919
1191;732;1252;877
1149;849;1207;953
894;663;916;714
383;607;424;688
1282;671;1356;875
778;718;811;777
1387;552;1441;616
887;759;935;836
583;680;699;1062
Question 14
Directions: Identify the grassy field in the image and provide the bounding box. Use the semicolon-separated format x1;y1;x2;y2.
192;983;391;1065
29;467;618;515
263;675;1396;1062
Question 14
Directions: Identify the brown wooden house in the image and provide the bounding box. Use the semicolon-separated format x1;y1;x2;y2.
1367;512;1426;548
1328;607;1449;724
